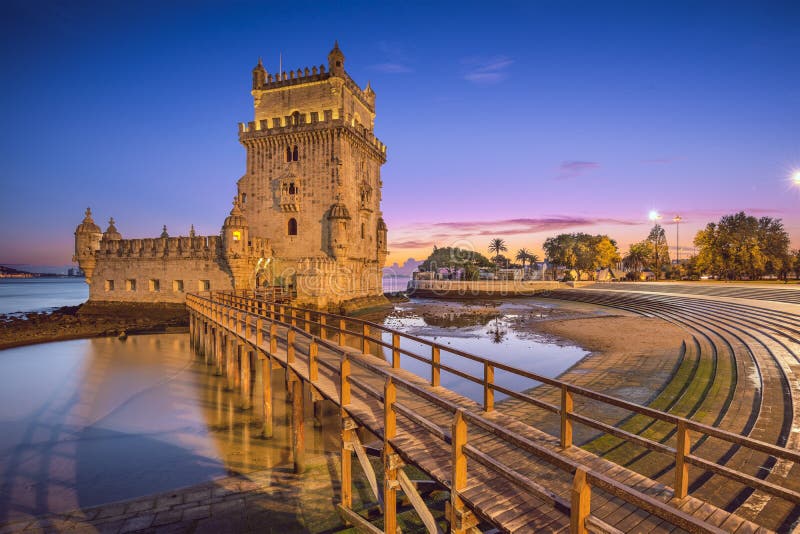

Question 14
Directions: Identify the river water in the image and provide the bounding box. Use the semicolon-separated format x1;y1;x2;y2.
0;279;89;315
0;279;589;523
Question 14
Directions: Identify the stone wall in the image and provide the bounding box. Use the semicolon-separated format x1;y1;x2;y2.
90;256;234;303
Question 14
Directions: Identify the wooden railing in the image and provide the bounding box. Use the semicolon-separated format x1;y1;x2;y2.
188;291;800;533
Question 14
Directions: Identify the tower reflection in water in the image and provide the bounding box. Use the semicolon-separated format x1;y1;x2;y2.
0;333;341;523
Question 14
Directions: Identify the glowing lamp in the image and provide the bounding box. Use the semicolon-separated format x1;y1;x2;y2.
648;210;661;221
233;230;241;242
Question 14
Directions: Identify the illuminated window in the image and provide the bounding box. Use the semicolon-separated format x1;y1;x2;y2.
126;279;136;291
173;280;184;292
288;218;297;236
149;279;160;292
104;280;114;291
233;230;241;242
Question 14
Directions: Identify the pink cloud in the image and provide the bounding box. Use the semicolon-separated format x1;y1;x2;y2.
556;160;600;180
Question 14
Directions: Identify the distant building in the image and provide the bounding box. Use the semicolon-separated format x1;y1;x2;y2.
74;44;388;310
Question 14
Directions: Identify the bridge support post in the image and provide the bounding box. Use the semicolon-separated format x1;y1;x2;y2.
214;329;222;375
261;351;273;438
570;468;590;534
340;357;353;510
447;410;476;534
383;378;398;534
291;373;305;473
233;343;242;390
241;346;251;410
226;338;235;391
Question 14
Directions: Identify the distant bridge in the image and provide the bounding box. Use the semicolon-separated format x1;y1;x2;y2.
186;285;800;533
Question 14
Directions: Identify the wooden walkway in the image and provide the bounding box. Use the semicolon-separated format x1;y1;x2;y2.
186;291;800;533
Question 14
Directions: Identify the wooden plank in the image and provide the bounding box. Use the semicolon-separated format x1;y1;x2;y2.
336;504;383;534
352;432;382;507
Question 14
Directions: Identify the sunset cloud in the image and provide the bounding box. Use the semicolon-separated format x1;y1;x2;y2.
556;160;600;180
389;216;640;250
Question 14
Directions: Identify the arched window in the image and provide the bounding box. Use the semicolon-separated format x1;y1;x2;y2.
292;145;299;161
288;218;298;236
360;222;365;239
286;146;292;162
288;182;297;195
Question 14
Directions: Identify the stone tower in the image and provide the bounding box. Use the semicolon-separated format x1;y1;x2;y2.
237;43;389;308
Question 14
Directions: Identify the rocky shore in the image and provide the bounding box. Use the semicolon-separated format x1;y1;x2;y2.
0;301;188;351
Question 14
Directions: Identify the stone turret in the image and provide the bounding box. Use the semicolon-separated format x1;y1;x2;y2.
222;198;252;288
73;207;102;283
327;202;351;259
327;41;345;77
102;218;122;242
377;217;388;257
252;57;266;90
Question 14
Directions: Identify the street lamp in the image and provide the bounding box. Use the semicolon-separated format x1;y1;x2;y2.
673;215;682;264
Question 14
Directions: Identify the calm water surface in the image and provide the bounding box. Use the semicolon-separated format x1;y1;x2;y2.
0;278;88;315
0;334;326;523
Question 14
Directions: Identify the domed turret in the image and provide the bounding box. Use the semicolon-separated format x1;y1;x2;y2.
102;217;122;241
252;57;266;89
73;207;102;283
222;198;249;257
160;225;169;238
327;201;351;259
327;41;345;77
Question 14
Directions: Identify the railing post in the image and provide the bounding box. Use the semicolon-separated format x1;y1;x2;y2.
484;361;494;412
431;346;440;387
391;333;400;369
561;384;573;449
675;420;690;499
304;311;311;333
450;410;468;534
383;377;398;534
319;314;327;340
339;318;346;346
291;309;297;327
341;356;351;406
287;329;296;363
309;340;318;382
361;323;369;354
256;317;263;347
570;468;590;534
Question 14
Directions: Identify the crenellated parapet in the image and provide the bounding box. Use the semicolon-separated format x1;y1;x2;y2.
97;235;223;259
252;65;375;112
239;112;387;159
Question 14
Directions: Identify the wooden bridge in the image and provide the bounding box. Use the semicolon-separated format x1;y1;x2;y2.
186;288;800;533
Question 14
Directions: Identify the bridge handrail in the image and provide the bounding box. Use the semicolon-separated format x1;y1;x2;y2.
190;291;800;508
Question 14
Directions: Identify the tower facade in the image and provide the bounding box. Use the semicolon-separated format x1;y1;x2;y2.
237;43;389;307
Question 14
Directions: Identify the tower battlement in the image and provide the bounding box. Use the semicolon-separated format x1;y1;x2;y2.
238;111;386;158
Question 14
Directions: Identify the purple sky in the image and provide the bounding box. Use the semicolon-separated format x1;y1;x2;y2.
1;1;798;271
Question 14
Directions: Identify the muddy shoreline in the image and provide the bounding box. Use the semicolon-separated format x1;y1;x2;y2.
0;301;188;351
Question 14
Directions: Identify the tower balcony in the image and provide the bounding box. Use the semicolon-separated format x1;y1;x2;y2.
280;192;301;212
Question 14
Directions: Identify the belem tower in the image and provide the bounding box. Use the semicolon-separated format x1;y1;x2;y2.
73;43;389;310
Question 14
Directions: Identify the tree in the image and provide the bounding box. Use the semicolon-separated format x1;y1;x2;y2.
793;250;800;280
693;212;790;280
516;248;531;272
623;241;650;276
543;233;620;280
647;224;670;280
419;246;493;280
488;238;508;268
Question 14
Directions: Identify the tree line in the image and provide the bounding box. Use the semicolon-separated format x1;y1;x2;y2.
418;211;800;282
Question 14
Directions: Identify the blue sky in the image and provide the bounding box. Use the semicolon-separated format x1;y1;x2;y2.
1;0;798;269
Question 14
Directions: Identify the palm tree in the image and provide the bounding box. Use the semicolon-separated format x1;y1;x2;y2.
623;242;649;277
488;238;508;269
516;248;531;272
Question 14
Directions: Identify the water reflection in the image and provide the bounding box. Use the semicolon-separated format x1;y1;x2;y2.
377;301;588;404
0;334;333;523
